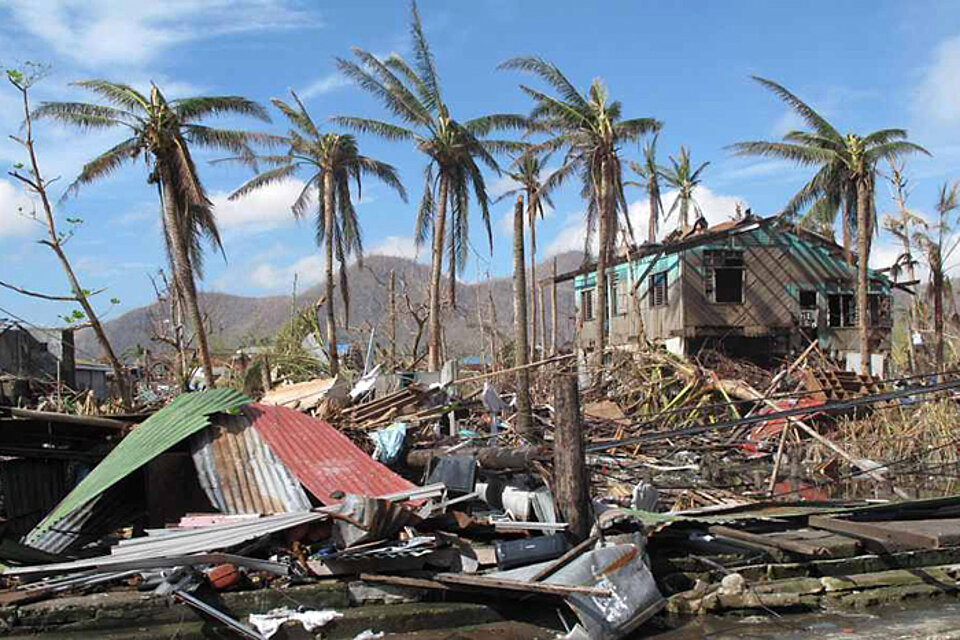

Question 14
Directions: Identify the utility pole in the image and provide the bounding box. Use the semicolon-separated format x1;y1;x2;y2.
389;270;397;370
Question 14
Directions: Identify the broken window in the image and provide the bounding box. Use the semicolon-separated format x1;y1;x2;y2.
580;288;595;322
649;271;668;308
704;250;744;304
609;272;627;316
799;290;817;328
827;293;856;327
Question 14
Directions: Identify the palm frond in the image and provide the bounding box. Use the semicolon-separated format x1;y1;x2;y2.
751;76;840;139
71;80;149;111
331;116;416;141
173;96;270;123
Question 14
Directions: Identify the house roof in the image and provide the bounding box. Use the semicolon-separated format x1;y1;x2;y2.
548;214;887;286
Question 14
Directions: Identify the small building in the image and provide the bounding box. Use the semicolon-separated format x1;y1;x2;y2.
556;215;897;374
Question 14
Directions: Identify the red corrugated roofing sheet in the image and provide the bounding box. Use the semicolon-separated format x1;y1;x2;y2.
245;404;414;504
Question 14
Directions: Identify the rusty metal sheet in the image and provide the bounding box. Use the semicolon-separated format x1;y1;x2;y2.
244;404;414;504
191;412;311;514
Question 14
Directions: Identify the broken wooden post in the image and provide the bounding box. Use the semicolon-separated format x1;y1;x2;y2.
260;354;272;392
554;375;589;542
551;257;559;355
513;195;533;439
389;269;397;370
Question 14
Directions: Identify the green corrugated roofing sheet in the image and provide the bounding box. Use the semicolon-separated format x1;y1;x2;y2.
26;389;250;542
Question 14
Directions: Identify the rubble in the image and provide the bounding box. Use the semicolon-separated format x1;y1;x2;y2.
2;341;960;639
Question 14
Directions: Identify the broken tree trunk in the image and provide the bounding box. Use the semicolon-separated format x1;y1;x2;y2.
513;195;533;439
551;257;559;355
555;375;590;542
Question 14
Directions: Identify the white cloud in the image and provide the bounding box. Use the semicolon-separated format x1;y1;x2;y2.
544;186;747;257
300;73;350;99
211;178;308;232
914;34;960;125
250;254;324;290
368;235;422;261
0;179;40;239
1;0;321;69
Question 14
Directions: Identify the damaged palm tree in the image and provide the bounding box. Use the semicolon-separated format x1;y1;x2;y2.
35;80;276;387
227;91;407;376
731;77;929;374
512;195;533;439
500;56;661;370
336;1;524;371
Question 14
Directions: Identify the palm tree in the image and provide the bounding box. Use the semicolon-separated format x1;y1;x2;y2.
914;182;960;374
34;81;275;386
336;2;523;371
494;153;555;357
660;146;708;232
227;91;407;376
730;76;929;374
500;56;661;367
627;134;665;243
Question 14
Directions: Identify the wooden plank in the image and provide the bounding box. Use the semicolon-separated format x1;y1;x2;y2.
361;572;612;597
530;534;599;582
434;572;612;597
709;525;831;556
808;516;941;551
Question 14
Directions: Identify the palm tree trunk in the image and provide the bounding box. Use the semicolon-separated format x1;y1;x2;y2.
323;170;340;376
843;197;853;265
512;195;533;439
856;179;871;375
551;257;559;355
934;265;944;373
160;169;216;388
648;190;657;243
428;175;449;371
447;225;457;309
528;193;538;360
595;162;610;370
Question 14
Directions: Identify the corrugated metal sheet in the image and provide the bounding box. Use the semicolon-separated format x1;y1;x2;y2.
0;459;71;538
190;412;311;514
246;404;414;504
25;389;250;547
25;476;145;554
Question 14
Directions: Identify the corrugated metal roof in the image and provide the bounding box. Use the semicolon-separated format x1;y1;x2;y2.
245;404;414;504
191;412;311;514
25;389;250;546
0;459;70;539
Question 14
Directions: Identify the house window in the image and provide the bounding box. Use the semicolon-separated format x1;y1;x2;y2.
704;250;744;304
609;272;627;316
649;271;668;308
799;290;817;328
580;288;595;322
828;293;856;327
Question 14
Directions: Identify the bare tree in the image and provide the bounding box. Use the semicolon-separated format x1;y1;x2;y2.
512;196;533;438
3;65;130;407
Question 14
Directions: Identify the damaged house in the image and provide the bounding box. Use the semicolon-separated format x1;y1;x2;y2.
558;215;897;374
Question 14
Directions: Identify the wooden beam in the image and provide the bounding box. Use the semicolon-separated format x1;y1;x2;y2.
530;534;599;582
808;516;940;551
361;572;612;598
709;525;831;556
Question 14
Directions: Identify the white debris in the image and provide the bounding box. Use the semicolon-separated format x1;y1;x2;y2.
353;631;385;640
248;608;342;638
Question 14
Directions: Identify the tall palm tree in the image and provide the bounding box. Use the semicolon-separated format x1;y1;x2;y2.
494;153;555;357
627;134;664;243
336;2;523;372
730;76;929;374
500;56;661;367
227;91;407;376
660;146;708;232
34;81;275;386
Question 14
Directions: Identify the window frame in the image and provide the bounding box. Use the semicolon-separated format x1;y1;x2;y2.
704;249;745;305
649;270;669;308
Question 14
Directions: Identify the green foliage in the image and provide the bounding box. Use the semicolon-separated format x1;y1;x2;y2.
61;308;86;324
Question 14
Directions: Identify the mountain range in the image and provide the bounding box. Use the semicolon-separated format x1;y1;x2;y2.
76;251;586;362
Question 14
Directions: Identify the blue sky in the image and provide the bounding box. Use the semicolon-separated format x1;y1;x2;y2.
3;0;960;327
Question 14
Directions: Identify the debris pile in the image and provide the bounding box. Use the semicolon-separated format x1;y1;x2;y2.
2;342;960;638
